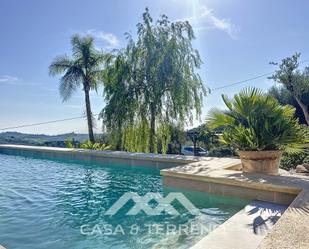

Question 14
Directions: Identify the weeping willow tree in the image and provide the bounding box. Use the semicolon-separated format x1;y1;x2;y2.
101;8;207;153
100;51;137;150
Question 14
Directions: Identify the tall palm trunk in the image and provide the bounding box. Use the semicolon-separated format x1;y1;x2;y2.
295;97;309;125
84;88;95;143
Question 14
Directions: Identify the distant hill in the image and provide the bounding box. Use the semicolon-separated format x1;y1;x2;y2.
0;132;90;147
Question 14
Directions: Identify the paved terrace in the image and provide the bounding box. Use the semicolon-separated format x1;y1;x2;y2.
161;158;309;249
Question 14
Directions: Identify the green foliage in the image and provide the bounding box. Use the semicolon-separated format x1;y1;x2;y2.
65;138;74;148
207;145;236;157
186;124;213;155
207;87;307;151
268;85;309;124
280;151;309;170
122;125;137;153
49;34;105;142
100;51;137;150
157;123;171;154
136;119;151;153
78;140;111;150
100;8;207;153
269;53;309;124
121;119;151;153
168;123;186;154
269;53;309;99
269;86;296;105
187;124;213;144
49;34;104;100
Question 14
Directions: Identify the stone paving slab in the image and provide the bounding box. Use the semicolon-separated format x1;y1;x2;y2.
161;158;309;249
191;201;287;249
257;189;309;249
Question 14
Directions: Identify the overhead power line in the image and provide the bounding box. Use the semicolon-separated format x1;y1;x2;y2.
0;114;100;131
211;72;273;91
211;58;309;91
0;58;308;131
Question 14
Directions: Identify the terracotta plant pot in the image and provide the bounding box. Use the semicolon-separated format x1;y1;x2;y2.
237;150;283;175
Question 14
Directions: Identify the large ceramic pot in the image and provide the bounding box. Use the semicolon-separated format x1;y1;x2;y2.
237;150;283;175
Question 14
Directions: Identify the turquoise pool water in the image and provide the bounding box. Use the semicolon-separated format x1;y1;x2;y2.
0;151;248;249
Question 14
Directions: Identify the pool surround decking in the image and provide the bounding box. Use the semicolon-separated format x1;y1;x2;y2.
191;200;287;249
0;144;308;249
160;155;309;249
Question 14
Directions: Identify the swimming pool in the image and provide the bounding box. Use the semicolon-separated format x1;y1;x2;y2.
0;150;248;249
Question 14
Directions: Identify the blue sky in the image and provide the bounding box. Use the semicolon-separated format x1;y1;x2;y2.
1;0;309;134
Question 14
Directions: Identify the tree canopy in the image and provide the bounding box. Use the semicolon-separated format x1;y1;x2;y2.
268;85;309;124
187;124;213;155
269;53;309;125
100;8;207;153
49;34;104;142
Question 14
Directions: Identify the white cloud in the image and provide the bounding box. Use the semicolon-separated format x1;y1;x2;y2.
0;76;49;89
201;6;240;39
179;5;240;39
0;75;18;83
86;29;120;48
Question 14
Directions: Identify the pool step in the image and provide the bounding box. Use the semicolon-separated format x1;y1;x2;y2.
190;200;287;249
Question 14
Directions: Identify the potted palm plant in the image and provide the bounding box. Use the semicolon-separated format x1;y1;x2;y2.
207;88;306;175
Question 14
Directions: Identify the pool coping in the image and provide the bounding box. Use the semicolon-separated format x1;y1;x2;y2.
0;144;199;163
190;200;288;249
160;158;309;249
0;144;308;249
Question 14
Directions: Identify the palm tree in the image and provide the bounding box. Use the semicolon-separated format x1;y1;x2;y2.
49;34;104;143
207;87;306;151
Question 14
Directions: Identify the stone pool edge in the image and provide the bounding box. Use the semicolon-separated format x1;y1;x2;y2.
0;144;198;164
161;160;309;249
190;200;288;249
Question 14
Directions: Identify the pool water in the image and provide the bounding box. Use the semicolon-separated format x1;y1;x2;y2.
0;151;248;249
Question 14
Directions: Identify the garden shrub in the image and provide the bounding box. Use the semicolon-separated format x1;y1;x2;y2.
280;151;308;170
207;145;236;157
